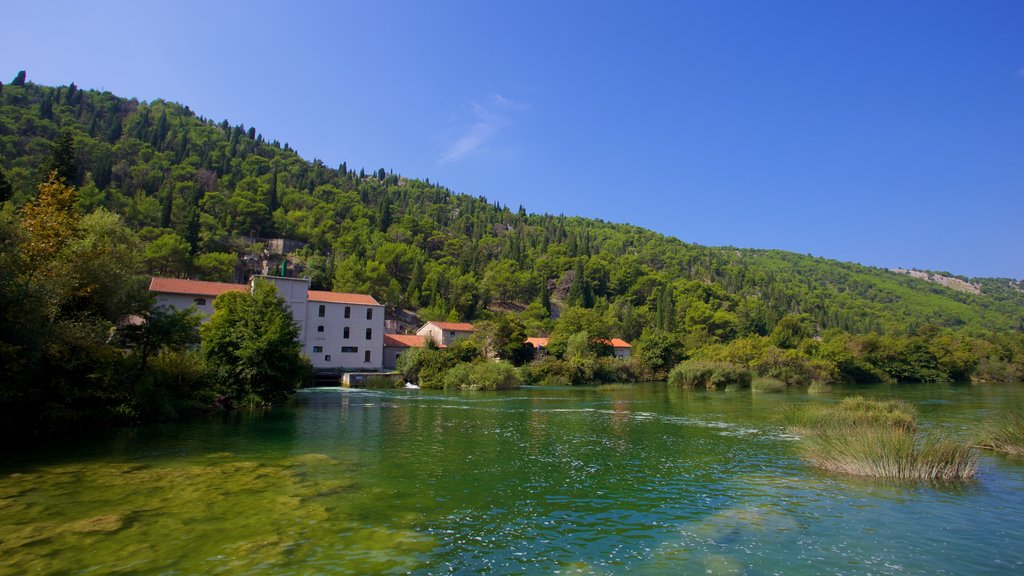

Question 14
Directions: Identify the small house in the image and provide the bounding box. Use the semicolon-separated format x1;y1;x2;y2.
416;321;474;347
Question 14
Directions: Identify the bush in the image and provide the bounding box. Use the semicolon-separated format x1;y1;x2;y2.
442;361;523;390
668;361;751;389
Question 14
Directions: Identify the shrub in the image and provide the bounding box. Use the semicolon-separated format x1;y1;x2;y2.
442;361;523;390
668;361;751;389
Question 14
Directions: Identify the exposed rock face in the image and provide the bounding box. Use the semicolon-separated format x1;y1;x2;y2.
891;268;981;295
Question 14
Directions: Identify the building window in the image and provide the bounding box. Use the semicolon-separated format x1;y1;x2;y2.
318;304;325;317
344;306;351;319
325;355;331;362
193;298;206;306
364;350;371;363
317;325;324;332
341;346;358;353
343;327;349;339
313;346;323;353
365;328;372;340
366;308;373;320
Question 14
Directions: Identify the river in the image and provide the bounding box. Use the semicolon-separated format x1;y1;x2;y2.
2;382;1023;574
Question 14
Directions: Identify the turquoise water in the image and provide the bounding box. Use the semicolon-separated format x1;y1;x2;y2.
2;383;1023;574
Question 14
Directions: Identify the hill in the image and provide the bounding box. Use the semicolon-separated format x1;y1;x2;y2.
3;74;1024;437
3;76;1022;339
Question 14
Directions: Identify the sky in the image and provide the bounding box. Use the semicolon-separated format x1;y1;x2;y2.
5;0;1023;279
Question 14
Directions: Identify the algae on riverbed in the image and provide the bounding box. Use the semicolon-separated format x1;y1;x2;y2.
0;453;434;575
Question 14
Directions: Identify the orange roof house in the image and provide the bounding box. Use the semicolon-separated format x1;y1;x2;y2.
416;321;475;347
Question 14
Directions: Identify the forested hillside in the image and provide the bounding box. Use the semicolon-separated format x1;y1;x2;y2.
2;77;1020;334
2;73;1023;429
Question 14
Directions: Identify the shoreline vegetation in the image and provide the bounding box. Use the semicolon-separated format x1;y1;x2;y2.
975;411;1024;456
781;397;978;481
1;77;1023;439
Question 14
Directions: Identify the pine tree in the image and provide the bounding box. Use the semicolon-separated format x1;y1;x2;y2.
0;168;12;203
48;129;77;185
11;70;26;86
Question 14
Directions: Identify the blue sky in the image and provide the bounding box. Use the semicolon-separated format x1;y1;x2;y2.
5;1;1023;278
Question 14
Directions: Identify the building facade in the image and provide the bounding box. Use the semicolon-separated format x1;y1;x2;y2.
416;321;475;347
149;275;384;371
382;333;433;370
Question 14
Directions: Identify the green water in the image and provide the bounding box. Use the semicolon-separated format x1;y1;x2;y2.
2;383;1023;575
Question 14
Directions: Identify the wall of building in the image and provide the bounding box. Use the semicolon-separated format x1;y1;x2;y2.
383;346;405;370
154;293;217;319
258;276;311;342
305;300;384;370
416;323;472;347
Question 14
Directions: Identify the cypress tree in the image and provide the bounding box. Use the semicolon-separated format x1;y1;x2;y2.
0;167;12;202
48;129;77;185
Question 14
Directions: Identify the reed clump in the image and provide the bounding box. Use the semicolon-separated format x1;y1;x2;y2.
781;396;977;481
751;377;786;393
975;410;1024;456
668;361;751;390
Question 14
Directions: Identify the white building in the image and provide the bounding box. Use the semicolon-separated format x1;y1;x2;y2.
416;321;475;347
149;275;384;372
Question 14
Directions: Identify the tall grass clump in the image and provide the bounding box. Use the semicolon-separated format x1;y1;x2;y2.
975;410;1024;456
668;361;751;390
781;396;977;480
751;377;786;393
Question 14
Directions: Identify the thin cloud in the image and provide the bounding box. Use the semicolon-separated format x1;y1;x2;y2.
439;93;525;163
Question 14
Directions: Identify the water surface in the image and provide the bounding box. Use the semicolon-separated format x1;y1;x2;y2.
2;383;1023;574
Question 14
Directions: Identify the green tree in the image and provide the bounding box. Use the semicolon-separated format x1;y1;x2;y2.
143;232;191;276
19;171;78;267
770;313;815;349
0;167;12;203
201;279;311;404
11;70;26;86
48;129;77;185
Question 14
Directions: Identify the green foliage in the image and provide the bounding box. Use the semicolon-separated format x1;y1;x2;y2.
751;377;787;392
667;361;752;389
0;78;1020;430
472;315;532;365
0;195;207;435
201;279;311;404
395;346;457;389
781;397;977;480
442;360;523;390
975;410;1024;456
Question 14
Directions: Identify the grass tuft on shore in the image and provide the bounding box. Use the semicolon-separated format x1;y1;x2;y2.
751;377;786;393
781;396;976;481
975;410;1024;456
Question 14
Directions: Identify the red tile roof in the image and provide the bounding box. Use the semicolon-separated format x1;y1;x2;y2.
307;290;380;306
149;277;248;297
525;336;630;348
526;337;549;348
426;321;475;332
384;334;433;348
